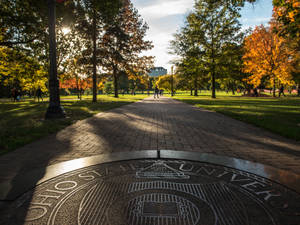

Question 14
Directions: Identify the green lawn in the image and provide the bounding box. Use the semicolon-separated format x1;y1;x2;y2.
173;91;300;141
0;94;147;155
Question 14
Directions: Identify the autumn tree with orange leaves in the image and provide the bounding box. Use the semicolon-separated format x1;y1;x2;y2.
273;0;300;87
60;58;93;100
273;0;300;38
243;23;294;97
60;77;92;100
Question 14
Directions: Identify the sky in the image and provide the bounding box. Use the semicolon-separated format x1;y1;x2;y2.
131;0;273;73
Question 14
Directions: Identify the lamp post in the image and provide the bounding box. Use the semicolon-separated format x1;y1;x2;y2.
148;77;151;96
45;0;66;119
171;66;174;96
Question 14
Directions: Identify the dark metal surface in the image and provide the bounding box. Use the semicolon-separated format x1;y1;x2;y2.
160;150;300;193
0;150;157;200
0;153;300;225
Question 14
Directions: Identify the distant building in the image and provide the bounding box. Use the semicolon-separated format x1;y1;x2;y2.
148;67;167;77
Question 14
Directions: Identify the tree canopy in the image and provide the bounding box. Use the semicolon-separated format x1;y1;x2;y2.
243;23;294;97
170;0;244;98
0;0;154;100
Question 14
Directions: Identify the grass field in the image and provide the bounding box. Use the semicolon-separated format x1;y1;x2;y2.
173;91;300;141
0;94;147;155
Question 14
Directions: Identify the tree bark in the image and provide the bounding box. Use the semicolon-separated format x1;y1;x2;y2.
272;76;276;97
171;75;174;96
211;71;216;98
92;9;97;103
194;78;198;96
113;68;119;98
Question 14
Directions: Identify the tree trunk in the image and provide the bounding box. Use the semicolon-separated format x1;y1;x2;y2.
190;89;193;96
92;9;97;103
272;76;276;97
194;78;198;96
211;53;216;98
231;87;235;95
113;69;119;98
76;80;80;99
211;71;216;98
171;75;174;96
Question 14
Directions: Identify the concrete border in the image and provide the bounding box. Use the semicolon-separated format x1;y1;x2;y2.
0;150;299;201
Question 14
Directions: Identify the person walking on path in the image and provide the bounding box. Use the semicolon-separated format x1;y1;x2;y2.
11;88;17;102
253;88;258;97
159;89;163;96
16;89;21;101
154;87;159;99
36;87;43;102
279;85;286;97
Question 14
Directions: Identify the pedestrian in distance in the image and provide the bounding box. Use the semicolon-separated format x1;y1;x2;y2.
36;87;43;102
279;85;285;97
11;88;17;102
159;89;163;96
16;89;21;101
154;87;159;99
253;88;258;97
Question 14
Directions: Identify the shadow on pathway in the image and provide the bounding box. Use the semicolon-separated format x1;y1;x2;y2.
0;96;300;224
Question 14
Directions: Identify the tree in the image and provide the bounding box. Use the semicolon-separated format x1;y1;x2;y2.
0;0;76;64
170;20;213;96
99;0;153;98
0;45;47;94
273;0;300;88
104;81;113;94
0;1;47;48
243;23;294;97
60;77;91;99
176;58;209;96
0;0;78;118
156;74;178;93
60;58;92;99
218;42;246;94
273;0;300;39
75;0;122;102
170;0;243;98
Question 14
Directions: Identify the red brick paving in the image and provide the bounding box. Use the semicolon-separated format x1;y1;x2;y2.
0;96;299;182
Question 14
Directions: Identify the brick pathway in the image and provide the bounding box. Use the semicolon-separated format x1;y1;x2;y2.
1;96;300;182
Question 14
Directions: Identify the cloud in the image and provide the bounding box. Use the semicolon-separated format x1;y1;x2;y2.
132;0;273;73
240;17;271;25
138;0;194;20
132;0;194;72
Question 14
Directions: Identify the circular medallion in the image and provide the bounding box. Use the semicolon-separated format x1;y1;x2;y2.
4;160;300;225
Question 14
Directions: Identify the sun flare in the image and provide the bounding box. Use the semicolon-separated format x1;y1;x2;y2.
62;27;71;35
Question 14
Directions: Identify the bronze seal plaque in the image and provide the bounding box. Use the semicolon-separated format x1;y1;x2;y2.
5;160;300;225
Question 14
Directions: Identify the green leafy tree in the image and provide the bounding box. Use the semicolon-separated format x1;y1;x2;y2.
104;81;113;94
170;30;198;96
217;42;246;94
75;0;122;102
156;74;178;93
99;0;153;98
186;0;243;98
0;46;47;93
